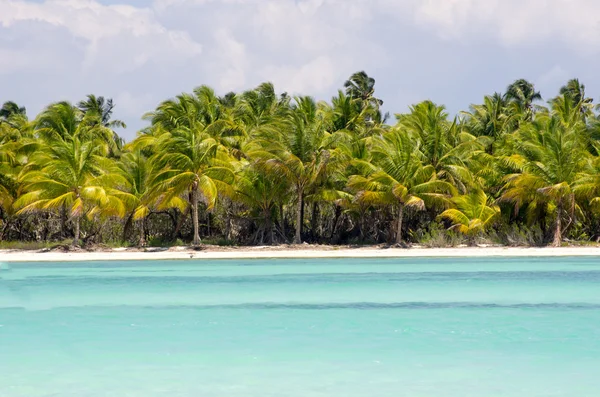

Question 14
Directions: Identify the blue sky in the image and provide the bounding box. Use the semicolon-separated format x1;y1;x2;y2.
2;0;600;140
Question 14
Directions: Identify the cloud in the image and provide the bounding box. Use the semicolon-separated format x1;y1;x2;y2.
2;0;600;140
152;0;380;98
210;28;248;92
0;0;202;75
261;56;337;95
410;0;600;52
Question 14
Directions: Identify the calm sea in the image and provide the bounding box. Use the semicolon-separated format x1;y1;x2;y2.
1;257;600;396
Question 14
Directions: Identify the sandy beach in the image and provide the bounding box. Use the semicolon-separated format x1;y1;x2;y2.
1;245;600;262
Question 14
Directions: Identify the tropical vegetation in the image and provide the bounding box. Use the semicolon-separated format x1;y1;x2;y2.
2;73;600;248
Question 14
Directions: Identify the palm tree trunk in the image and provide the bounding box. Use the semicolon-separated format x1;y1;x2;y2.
122;212;134;242
138;218;146;247
60;205;67;239
311;202;319;241
73;216;81;247
265;208;273;245
279;204;286;238
191;184;201;246
330;205;342;241
225;212;232;241
173;207;189;240
395;205;404;245
294;188;304;244
552;200;562;247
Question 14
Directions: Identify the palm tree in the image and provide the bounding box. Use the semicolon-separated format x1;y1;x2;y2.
141;87;245;245
36;101;114;145
113;149;186;246
344;71;382;107
463;93;514;139
77;95;127;155
439;189;500;243
348;128;453;244
344;71;384;124
0;144;19;239
77;95;126;129
138;125;235;246
0;101;26;121
234;164;289;244
16;132;124;246
500;112;588;246
249;96;338;243
505;79;541;120
147;86;246;153
559;79;594;117
399;101;477;192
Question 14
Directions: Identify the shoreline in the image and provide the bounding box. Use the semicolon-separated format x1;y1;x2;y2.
2;245;600;262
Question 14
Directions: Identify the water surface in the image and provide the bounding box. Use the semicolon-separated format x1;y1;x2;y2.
1;257;600;396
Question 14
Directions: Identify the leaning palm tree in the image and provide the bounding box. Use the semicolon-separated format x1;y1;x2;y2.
348;128;453;244
439;189;500;243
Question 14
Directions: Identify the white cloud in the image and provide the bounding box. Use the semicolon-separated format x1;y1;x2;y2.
0;0;202;75
410;0;600;52
2;0;600;139
261;56;337;95
211;28;248;91
538;65;570;87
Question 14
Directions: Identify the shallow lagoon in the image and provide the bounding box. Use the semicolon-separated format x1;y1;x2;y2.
1;257;600;396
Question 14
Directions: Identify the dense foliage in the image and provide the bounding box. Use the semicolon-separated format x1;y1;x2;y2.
2;73;600;248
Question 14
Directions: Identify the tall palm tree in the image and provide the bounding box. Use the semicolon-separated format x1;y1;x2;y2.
344;71;384;124
348;128;453;244
500;112;588;246
0;101;26;121
77;95;126;129
147;86;245;153
344;71;383;107
16;133;124;246
249;96;337;243
505;79;541;120
138;125;235;246
77;95;127;155
236;82;290;141
463;93;514;139
559;79;593;116
399;101;477;192
36;102;114;145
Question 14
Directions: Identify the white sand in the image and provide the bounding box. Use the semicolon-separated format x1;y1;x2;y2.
1;245;600;262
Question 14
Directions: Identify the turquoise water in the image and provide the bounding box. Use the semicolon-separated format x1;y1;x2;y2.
1;257;600;396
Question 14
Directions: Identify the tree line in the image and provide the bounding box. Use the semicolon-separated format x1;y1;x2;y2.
2;72;600;248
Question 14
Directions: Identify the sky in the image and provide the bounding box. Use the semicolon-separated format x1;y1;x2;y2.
2;0;600;140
